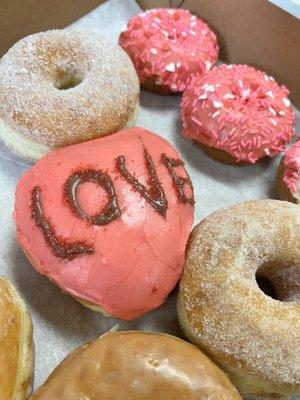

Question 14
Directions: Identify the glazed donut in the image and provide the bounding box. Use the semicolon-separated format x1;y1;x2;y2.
119;8;218;95
0;29;139;161
31;330;241;399
178;200;300;399
14;127;194;320
181;64;296;164
276;140;300;204
0;276;33;400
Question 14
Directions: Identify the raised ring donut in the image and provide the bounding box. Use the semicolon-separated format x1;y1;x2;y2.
0;276;33;400
0;29;140;160
31;331;241;399
178;200;300;399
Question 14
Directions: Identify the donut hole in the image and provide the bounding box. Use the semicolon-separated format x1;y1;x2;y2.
255;274;278;300
54;69;84;90
255;263;299;302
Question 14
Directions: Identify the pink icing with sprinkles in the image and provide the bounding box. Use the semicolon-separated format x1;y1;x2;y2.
283;140;300;199
119;8;218;92
181;64;296;163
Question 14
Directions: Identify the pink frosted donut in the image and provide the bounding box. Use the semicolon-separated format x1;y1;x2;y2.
14;127;194;320
181;64;296;164
119;8;218;94
277;140;300;203
283;141;300;200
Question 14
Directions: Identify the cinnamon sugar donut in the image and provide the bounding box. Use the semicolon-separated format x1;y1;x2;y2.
119;8;218;94
0;276;33;399
31;331;241;399
276;140;300;204
0;30;139;160
178;200;300;399
181;64;296;164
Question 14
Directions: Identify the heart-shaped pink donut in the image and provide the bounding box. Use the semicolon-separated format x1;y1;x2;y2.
14;127;194;320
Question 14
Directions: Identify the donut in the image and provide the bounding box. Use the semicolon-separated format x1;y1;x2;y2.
14;127;194;320
0;30;139;161
31;330;241;399
181;64;296;164
276;140;300;204
119;8;218;95
178;200;300;399
0;276;33;399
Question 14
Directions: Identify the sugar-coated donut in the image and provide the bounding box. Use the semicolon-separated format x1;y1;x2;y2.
178;200;300;399
0;276;33;400
119;8;218;95
31;330;241;399
276;140;300;204
181;64;296;164
14;127;194;320
0;29;139;161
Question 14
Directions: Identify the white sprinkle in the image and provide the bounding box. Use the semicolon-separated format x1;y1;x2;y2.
176;62;182;68
190;21;197;27
182;32;187;37
205;61;212;71
279;110;285;116
191;15;197;20
167;9;175;14
269;76;275;81
203;84;215;92
165;63;176;72
227;65;233;69
198;93;208;100
238;79;243;89
150;48;158;54
121;24;127;32
270;118;277;126
212;111;220;118
190;30;197;36
282;98;291;107
264;75;270;81
162;30;169;36
266;90;275;98
268;107;276;115
213;100;223;108
264;148;270;156
223;93;235;100
242;88;251;99
191;52;196;57
153;17;161;23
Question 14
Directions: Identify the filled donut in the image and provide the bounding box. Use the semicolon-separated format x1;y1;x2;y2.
31;330;241;399
0;276;33;400
119;8;218;94
14;127;194;320
178;200;300;399
0;29;139;161
276;140;300;204
181;64;296;164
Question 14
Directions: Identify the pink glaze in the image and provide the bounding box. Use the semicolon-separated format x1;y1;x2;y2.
119;8;218;92
14;128;194;320
283;140;300;200
181;64;296;163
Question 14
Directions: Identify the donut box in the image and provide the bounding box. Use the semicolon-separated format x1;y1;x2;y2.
0;0;299;398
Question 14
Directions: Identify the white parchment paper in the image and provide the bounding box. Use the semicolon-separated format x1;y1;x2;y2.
0;0;299;392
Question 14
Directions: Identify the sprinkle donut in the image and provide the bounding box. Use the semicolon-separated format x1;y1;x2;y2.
0;30;140;161
178;200;300;399
14;127;194;320
119;8;218;94
181;64;296;164
277;140;300;204
31;331;241;400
